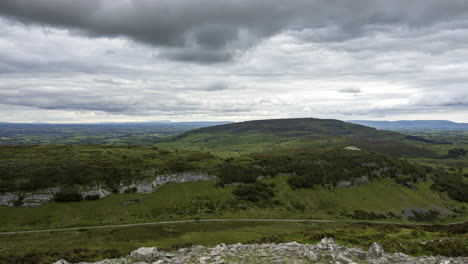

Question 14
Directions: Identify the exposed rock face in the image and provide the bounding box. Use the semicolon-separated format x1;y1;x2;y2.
336;180;353;188
120;172;216;194
0;192;18;206
81;187;112;199
344;146;361;151
0;172;215;207
129;247;159;262
22;187;61;207
52;238;467;264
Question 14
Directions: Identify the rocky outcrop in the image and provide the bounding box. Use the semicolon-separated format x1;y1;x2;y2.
22;187;60;207
129;247;159;262
81;186;112;199
119;172;216;194
0;192;18;207
0;172;215;207
52;238;467;264
344;146;361;151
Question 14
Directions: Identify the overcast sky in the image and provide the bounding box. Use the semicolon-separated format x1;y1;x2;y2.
0;0;467;123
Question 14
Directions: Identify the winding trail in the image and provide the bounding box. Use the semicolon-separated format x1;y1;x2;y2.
0;218;466;235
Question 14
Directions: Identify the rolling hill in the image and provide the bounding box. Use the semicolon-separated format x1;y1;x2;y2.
157;118;437;157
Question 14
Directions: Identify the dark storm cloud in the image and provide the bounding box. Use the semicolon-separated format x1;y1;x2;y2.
1;0;468;63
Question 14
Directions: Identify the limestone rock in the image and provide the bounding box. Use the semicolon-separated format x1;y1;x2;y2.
317;237;336;250
129;247;159;262
0;192;18;206
53;260;70;264
53;239;467;264
369;242;384;258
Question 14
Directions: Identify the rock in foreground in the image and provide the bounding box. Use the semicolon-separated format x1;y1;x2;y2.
53;238;466;264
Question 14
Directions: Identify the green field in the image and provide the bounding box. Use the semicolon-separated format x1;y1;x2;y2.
1;176;466;232
1;221;466;264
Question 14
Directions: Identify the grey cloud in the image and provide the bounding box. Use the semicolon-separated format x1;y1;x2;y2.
0;82;255;115
202;82;230;92
338;88;362;93
161;48;234;64
94;78;121;85
1;0;468;63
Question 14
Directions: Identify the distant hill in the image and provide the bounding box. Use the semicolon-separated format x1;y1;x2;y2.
348;120;468;131
157;118;437;158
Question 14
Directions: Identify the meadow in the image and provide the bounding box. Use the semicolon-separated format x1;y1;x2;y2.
0;221;466;264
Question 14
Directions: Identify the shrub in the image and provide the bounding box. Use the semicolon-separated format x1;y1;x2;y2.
291;200;306;212
54;190;82;202
348;210;387;220
84;194;100;201
408;209;440;222
431;171;468;202
124;187;137;193
448;148;466;157
217;162;259;184
232;183;275;202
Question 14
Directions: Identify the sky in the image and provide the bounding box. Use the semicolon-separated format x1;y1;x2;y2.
0;0;467;123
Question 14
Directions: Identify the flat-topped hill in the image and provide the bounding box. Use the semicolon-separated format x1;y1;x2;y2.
157;118;436;157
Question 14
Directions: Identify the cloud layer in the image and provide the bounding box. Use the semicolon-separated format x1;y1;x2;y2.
0;1;467;122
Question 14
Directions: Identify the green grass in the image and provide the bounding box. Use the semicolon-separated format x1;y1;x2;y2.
1;176;466;232
1;221;466;264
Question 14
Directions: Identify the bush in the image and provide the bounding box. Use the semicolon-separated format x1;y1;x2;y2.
84;194;100;201
124;187;137;193
408;209;440;222
217;162;259;184
291;200;306;212
448;148;466;157
431;170;468;202
347;210;387;220
232;183;275;202
54;190;82;202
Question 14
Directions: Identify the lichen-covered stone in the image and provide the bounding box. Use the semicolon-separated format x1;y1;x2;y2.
56;239;466;264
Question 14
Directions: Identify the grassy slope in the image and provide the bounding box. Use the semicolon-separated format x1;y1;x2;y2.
156;118;437;157
1;176;465;232
1;221;467;264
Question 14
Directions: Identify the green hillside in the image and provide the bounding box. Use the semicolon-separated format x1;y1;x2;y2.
0;145;220;193
0;131;466;263
1;146;466;226
157;118;437;157
1;176;466;232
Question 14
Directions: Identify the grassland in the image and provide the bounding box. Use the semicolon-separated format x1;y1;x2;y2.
1;176;466;233
1;221;466;264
